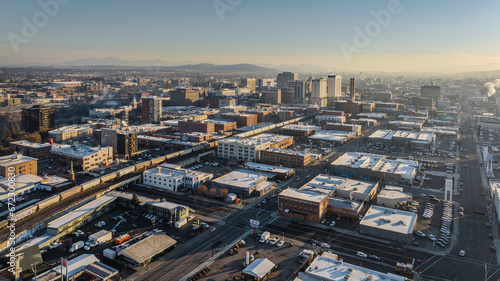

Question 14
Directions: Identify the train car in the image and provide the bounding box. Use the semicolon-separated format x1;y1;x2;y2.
99;172;117;183
81;179;101;191
36;195;61;211
11;205;38;222
0;220;8;230
134;161;148;172
59;186;83;200
151;156;165;165
116;166;135;178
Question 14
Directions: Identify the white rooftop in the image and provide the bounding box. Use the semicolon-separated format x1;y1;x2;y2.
282;124;322;131
360;205;417;235
243;258;276;279
308;130;355;142
279;187;328;203
10;140;51;148
0;153;37;167
213;170;267;189
55;254;99;278
48;195;116;230
51;144;111;158
49;124;91;133
331;152;385;169
245;162;294;174
0;174;43;192
295;252;409;281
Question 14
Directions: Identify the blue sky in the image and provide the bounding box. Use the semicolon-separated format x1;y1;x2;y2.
0;0;499;72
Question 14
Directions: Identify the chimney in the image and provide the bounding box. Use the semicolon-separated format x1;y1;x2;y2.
350;78;355;101
246;251;250;265
157;167;162;173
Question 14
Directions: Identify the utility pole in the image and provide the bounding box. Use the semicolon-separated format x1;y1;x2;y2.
211;227;215;257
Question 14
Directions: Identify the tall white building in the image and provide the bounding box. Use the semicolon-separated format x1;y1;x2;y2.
327;74;342;98
311;78;327;107
218;134;293;162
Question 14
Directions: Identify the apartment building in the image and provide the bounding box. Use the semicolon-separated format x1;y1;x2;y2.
260;148;311;168
51;144;113;171
49;125;93;142
0;153;38;177
217;134;293;162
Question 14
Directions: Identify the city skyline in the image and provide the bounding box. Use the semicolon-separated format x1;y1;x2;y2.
1;0;499;73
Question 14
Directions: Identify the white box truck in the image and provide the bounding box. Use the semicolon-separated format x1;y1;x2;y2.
69;241;85;253
89;230;112;245
175;218;187;228
259;231;270;243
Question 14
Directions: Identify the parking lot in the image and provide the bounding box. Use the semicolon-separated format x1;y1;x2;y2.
39;206;212;273
198;232;306;281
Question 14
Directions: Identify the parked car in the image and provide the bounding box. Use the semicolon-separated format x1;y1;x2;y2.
356;251;368;258
49;242;61;249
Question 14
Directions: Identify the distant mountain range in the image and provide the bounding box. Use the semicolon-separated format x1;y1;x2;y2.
56;57;330;73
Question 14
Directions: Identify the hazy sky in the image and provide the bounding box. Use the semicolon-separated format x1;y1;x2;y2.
1;0;499;72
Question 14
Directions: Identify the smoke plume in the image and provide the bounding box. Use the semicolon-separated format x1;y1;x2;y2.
484;79;500;97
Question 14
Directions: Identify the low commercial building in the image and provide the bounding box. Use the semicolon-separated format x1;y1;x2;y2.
0;153;38;177
278;187;329;223
0;174;43;202
35;254;118;281
281;124;321;137
308;130;356;146
327;197;364;219
205;119;237;132
359;205;417;243
369;129;435;149
218;134;293;162
389;120;424;131
335;178;379;202
178;120;215;134
260;148;311;168
118;234;177;265
376;185;413;208
295;252;409;281
315;115;346;123
221;112;258;127
51;144;113;171
242;258;277;280
242;162;295;180
143;165;213;191
10;140;51;160
330;152;419;184
325;123;362;135
49;125;93;142
47;195;116;235
212;170;272;197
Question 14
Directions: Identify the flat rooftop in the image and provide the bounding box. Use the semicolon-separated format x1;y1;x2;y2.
302;174;346;192
296;252;407;281
0;153;37;167
338;178;377;195
308;130;355;142
331;152;385;169
47;195;116;230
279;187;328;203
51;144;111;158
360;205;417;235
49;124;91;133
282;124;322;131
213;170;267;189
261;148;310;157
0;174;43;192
244;162;294;175
118;234;176;264
10;140;51;148
328;197;362;211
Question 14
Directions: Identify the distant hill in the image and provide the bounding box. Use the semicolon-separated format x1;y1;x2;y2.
59;57;277;73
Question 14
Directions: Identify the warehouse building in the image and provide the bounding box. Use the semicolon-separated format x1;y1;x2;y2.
212;170;272;197
118;234;176;265
376;186;413;208
330;152;419;184
308;130;356;146
0;174;43;201
278;187;329;223
295;252;409;281
34;254;118;281
242;162;295;180
359;205;417;243
47;195;116;235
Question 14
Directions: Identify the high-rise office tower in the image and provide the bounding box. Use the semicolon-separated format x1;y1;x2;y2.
327;74;342;98
287;81;306;104
22;105;55;133
311;78;327;107
169;88;200;106
421;86;440;100
141;96;162;124
241;78;256;91
276;72;298;88
350;78;355;101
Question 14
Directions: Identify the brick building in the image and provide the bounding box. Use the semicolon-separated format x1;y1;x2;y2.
260;148;311;168
178;120;215;134
278;188;329;223
221;113;258;127
10;140;51;160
